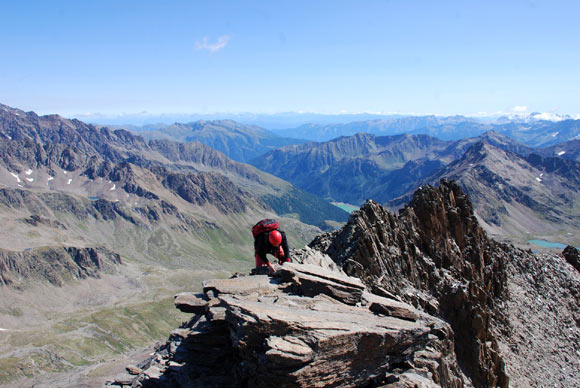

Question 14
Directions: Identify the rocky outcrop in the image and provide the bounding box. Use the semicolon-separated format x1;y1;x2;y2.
0;246;122;288
563;245;580;272
494;249;580;387
111;260;469;388
310;180;510;388
161;172;250;214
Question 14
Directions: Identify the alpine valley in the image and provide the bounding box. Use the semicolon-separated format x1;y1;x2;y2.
0;103;347;386
1;102;579;387
251;130;580;247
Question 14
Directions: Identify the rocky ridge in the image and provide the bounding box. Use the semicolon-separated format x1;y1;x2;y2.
111;258;469;388
414;142;580;239
310;180;510;387
494;248;580;387
118;180;580;387
130;120;305;163
0;246;122;288
0;103;347;228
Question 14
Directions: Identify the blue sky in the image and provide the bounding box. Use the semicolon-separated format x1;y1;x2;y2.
1;0;579;119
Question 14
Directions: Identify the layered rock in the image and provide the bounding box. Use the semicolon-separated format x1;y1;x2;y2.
310;180;510;388
108;180;580;387
112;260;469;388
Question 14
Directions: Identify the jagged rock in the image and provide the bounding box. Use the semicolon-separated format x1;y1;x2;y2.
494;250;580;387
290;246;343;273
366;293;419;322
310;180;510;388
202;274;278;297
137;259;469;388
563;245;580;272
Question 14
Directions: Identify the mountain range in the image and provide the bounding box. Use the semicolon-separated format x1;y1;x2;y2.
1;101;579;386
113;114;579;165
417;142;580;242
275;115;580;146
251;131;580;246
123;120;306;163
250;131;528;204
0;102;347;385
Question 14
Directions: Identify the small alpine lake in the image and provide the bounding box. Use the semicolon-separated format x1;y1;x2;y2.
528;239;579;250
331;202;359;214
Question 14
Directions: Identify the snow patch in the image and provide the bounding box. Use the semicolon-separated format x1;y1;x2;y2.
10;173;21;183
48;176;54;181
17;184;23;188
26;178;34;182
531;112;568;122
63;171;67;175
551;132;559;137
67;179;72;185
25;169;33;175
557;151;566;156
540;173;544;177
0;328;8;331
7;136;11;140
110;184;116;191
536;177;542;182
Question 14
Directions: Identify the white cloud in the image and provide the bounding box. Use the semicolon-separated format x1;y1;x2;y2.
511;105;529;113
195;35;231;53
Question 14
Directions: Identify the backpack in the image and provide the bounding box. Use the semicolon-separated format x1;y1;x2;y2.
252;219;279;238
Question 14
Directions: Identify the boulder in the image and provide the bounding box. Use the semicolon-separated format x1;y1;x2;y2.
562;245;580;272
173;292;209;314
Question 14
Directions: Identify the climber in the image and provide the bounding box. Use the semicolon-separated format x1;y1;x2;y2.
252;219;291;275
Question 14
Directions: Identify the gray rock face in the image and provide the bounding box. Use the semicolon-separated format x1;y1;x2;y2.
563;245;580;272
308;179;580;388
310;180;510;388
124;260;469;388
494;250;580;388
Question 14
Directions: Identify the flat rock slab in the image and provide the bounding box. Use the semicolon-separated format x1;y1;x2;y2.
278;262;366;305
138;260;465;388
202;275;278;297
220;293;447;387
174;292;209;314
283;262;365;289
364;291;421;321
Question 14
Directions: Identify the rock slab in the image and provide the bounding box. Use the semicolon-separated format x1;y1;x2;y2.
131;258;468;388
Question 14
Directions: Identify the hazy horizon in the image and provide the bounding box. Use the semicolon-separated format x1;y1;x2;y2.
2;1;579;119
